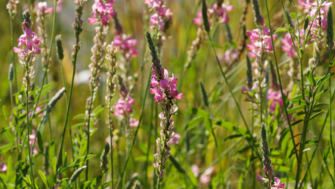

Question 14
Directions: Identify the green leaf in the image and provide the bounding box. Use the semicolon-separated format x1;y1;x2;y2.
287;106;304;114
307;71;315;86
36;130;44;153
290;12;297;18
215;120;248;135
73;114;85;120
275;28;288;34
200;82;209;107
2;105;8;119
224;134;242;142
187;108;208;117
38;170;49;187
323;146;330;160
234;146;251;156
184;116;204;131
66;166;87;188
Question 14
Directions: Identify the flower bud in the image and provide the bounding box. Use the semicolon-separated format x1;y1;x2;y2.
8;64;14;81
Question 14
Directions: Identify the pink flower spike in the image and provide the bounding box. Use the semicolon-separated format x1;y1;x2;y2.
273;177;285;188
256;174;265;182
174;93;183;100
150;75;159;87
154;89;164;102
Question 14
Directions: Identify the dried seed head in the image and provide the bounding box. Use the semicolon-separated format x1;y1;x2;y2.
56;35;64;60
201;0;211;33
146;32;162;77
269;60;279;90
327;7;334;48
100;142;110;173
251;0;263;26
8;64;13;81
23;11;31;29
246;55;253;89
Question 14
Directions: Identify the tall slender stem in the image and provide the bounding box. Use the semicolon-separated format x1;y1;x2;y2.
85;90;94;181
115;71;152;189
10;15;18;92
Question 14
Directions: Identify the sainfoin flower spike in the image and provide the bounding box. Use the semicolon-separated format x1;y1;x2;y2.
13;12;41;91
146;31;182;183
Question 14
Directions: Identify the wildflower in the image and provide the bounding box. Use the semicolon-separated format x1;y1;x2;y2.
267;89;285;113
210;0;233;23
246;27;276;58
88;0;116;26
56;0;65;12
0;163;7;174
113;34;138;60
14;13;41;91
167;133;180;146
114;95;135;116
144;0;172;32
191;165;214;187
36;2;53;16
146;32;182;183
257;174;285;189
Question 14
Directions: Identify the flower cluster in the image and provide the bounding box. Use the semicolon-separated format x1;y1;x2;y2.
36;2;53;16
146;31;182;181
14;13;41;91
306;0;333;36
88;0;116;26
114;95;139;127
144;0;173;31
6;0;19;16
257;174;285;189
246;28;276;58
210;0;234;23
267;89;285;113
113;34;138;60
193;0;233;26
150;69;183;102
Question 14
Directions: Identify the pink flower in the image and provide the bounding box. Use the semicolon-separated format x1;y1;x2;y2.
129;118;139;127
167;133;180;146
223;48;238;63
56;0;64;12
37;2;53;15
88;0;116;26
267;89;286;113
145;0;172;31
191;165;200;177
211;0;233;23
113;95;135;116
0;163;7;174
113;34;138;59
154;88;164;102
272;177;285;188
246;27;276;58
14;29;41;61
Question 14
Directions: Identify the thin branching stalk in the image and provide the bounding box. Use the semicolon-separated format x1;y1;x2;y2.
57;0;85;178
10;13;17;92
115;68;152;189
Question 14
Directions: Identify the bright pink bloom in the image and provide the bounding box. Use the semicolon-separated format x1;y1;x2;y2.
113;34;138;59
0;164;7;174
37;2;53;15
88;0;116;26
246;27;276;58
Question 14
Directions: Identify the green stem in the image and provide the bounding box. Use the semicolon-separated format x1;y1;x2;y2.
10;13;18;92
266;0;299;161
85;90;94;181
145;99;154;188
26;75;35;189
115;71;152;189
